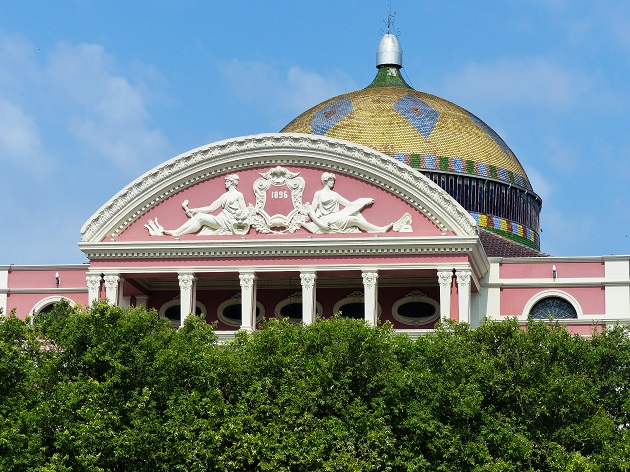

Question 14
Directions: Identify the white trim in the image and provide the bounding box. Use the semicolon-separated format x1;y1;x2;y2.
0;267;8;316
392;291;440;326
79;237;489;283
80;133;477;243
5;264;89;271
30;296;77;315
521;290;583;320
217;296;265;327
158;299;207;328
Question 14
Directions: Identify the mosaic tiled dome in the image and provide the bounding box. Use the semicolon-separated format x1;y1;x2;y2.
281;33;543;252
282;67;531;191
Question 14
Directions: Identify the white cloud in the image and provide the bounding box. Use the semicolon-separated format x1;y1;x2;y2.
0;99;48;172
46;42;168;169
440;57;591;110
0;33;170;174
0;32;38;93
221;59;356;117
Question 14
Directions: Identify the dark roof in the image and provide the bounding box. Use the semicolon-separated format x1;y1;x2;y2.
479;229;549;258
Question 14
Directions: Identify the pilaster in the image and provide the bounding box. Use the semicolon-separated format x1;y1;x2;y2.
86;273;102;305
604;259;630;317
178;273;196;326
239;271;257;331
0;267;8;316
456;269;472;324
300;271;317;325
362;270;379;326
103;275;121;305
437;270;453;322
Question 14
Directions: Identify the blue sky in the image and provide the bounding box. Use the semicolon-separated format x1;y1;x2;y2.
1;0;629;264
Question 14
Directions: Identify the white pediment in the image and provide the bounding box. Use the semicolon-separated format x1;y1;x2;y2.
80;133;477;243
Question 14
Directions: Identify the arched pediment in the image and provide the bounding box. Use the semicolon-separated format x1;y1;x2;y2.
81;133;477;244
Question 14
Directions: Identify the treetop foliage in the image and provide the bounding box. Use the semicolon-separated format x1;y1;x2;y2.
1;301;629;471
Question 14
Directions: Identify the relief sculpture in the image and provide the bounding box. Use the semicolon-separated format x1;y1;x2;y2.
303;172;405;233
144;174;251;236
144;168;412;237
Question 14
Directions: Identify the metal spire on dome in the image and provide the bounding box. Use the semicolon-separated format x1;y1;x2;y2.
376;2;402;69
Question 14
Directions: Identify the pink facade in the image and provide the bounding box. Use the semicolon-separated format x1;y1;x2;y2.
2;136;629;335
499;286;605;317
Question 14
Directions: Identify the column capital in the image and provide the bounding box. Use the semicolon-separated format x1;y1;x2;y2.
362;271;378;289
456;270;472;287
239;272;256;289
103;275;120;291
437;270;453;288
300;272;316;290
86;274;102;290
178;273;196;290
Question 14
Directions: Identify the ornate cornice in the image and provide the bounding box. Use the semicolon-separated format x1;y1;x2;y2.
80;133;477;243
79;236;481;259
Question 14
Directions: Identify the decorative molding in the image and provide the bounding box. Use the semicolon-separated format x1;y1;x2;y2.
273;291;323;322
159;299;207;327
79;236;487;268
217;293;265;327
521;289;583;320
80;133;477;243
332;290;382;318
30;296;77;316
250;166;308;233
392;291;440;326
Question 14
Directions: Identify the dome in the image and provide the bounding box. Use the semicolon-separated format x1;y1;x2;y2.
281;34;543;252
282;68;531;192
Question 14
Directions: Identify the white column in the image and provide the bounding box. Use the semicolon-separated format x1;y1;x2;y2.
0;266;8;316
437;270;453;322
178;273;196;327
300;271;316;325
103;275;120;305
362;270;378;326
604;259;630;318
456;270;472;324
87;274;102;305
239;272;257;331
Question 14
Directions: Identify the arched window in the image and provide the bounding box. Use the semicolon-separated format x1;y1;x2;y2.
530;297;578;320
522;290;582;320
217;294;265;328
392;290;440;326
159;300;207;327
31;296;76;316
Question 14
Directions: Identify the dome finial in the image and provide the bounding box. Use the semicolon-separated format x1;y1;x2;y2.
387;0;393;34
377;1;402;68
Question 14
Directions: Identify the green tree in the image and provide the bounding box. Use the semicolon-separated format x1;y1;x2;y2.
1;302;630;471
